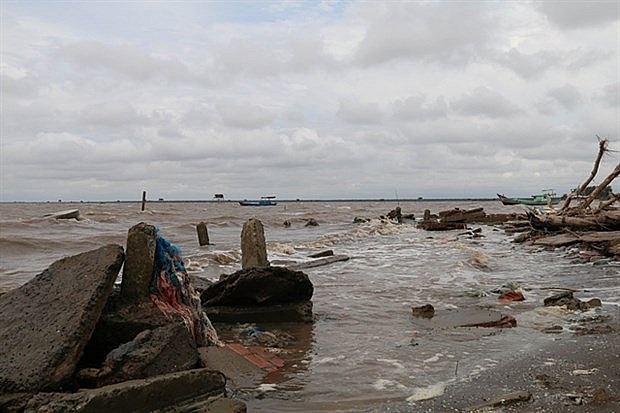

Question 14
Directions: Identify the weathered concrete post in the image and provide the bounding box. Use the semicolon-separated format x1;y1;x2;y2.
196;222;210;246
241;218;269;269
424;209;431;221
121;222;157;303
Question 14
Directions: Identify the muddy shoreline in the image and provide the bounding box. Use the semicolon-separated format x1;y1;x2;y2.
413;312;620;412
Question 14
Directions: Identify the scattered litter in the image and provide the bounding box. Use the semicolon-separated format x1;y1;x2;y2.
257;383;277;392
571;368;598;376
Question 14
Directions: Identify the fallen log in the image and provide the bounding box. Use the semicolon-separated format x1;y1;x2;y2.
528;210;620;232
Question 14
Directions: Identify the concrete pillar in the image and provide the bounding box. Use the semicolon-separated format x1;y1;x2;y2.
196;222;210;246
121;222;157;303
241;218;269;269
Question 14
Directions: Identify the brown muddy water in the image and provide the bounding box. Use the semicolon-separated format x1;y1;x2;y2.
1;200;619;412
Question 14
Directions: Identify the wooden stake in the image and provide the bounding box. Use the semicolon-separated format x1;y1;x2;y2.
141;191;146;211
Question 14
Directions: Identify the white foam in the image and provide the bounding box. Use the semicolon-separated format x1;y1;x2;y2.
377;358;405;369
406;382;447;401
372;378;407;391
257;383;277;391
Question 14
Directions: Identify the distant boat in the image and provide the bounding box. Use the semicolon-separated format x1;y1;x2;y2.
239;196;277;206
497;192;561;206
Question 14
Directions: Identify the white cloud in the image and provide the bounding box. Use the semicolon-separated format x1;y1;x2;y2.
1;1;618;201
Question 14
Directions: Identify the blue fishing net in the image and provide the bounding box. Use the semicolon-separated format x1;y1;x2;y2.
150;229;185;295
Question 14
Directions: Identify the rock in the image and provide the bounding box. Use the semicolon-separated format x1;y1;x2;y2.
543;291;600;311
308;249;334;258
466;390;531;410
411;304;435;319
0;245;125;392
386;207;402;223
241;219;269;269
23;369;242;413
77;323;201;388
497;290;525;302
543;291;575;307
305;218;319;227
189;274;214;294
0;392;32;413
353;217;370;223
201;266;313;307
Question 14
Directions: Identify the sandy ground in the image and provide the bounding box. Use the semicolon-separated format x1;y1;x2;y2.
414;317;620;412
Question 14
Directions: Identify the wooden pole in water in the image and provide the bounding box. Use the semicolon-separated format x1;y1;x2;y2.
196;222;210;246
141;191;146;211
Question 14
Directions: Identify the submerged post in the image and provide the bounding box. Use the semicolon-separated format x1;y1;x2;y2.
141;191;147;211
196;222;210;246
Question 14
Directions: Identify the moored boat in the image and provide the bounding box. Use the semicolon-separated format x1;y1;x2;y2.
497;193;560;206
239;196;277;206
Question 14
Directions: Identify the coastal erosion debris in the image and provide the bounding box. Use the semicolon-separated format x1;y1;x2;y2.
0;222;249;412
416;207;524;231
43;208;81;220
524;137;620;260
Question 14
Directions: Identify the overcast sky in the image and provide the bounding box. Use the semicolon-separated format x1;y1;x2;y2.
1;1;619;201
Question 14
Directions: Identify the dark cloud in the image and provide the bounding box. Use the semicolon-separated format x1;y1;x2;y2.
536;1;619;29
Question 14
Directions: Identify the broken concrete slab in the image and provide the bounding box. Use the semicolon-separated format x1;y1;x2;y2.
0;244;125;393
199;346;266;389
23;369;241;413
78;323;201;388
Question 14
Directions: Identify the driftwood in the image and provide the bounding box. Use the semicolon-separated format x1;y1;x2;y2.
525;137;620;259
529;210;620;232
558;137;619;215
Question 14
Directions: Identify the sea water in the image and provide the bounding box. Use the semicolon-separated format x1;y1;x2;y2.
1;200;618;412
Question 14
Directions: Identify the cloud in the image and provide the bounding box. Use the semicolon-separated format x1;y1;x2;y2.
337;99;383;124
547;83;581;110
451;87;522;118
392;95;448;122
536;1;619;29
216;101;276;129
353;2;496;65
1;1;618;201
56;41;200;84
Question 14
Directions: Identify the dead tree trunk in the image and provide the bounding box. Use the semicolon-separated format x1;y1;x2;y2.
559;137;609;212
